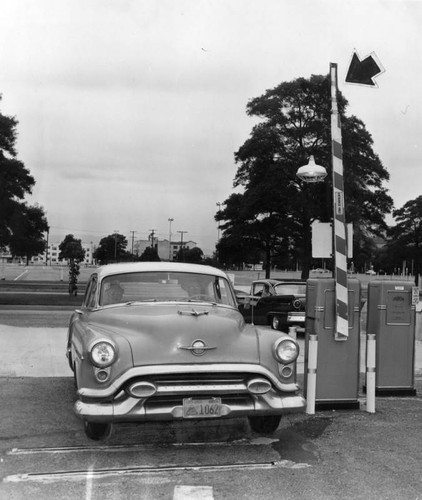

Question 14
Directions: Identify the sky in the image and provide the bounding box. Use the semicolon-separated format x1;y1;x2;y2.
0;0;421;256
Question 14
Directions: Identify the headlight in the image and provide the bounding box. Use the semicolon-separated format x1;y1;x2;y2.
273;338;299;364
90;341;116;367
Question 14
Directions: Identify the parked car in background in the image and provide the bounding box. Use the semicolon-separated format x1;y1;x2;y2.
310;268;330;274
237;279;307;334
66;263;305;440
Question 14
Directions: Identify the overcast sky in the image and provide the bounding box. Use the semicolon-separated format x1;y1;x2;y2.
0;0;421;255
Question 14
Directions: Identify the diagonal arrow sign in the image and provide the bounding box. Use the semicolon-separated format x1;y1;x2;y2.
345;51;384;86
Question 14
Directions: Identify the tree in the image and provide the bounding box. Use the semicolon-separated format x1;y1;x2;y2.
0;94;40;249
388;196;422;285
59;234;85;295
174;246;204;264
139;246;160;261
8;203;49;264
217;74;393;278
93;233;128;264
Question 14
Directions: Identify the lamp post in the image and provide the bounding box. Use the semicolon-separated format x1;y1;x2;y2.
168;218;174;261
295;63;349;341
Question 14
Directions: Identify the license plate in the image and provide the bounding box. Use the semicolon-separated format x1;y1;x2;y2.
287;314;305;322
183;397;222;418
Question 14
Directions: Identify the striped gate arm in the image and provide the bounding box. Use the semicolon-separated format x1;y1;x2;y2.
330;63;349;340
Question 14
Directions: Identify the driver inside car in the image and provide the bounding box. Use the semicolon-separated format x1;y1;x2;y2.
102;281;124;305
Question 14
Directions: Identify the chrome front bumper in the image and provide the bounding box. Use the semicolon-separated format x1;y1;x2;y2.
75;391;306;423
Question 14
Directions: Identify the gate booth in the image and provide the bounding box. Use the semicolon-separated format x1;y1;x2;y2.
304;278;361;410
365;280;417;396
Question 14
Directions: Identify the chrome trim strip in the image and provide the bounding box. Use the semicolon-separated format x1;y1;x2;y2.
78;363;299;399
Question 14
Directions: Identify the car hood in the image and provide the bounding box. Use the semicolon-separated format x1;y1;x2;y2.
88;303;261;366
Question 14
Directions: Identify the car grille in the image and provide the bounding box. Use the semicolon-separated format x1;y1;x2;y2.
124;372;268;398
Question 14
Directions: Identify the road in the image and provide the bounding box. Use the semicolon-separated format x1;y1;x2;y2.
1;300;422;498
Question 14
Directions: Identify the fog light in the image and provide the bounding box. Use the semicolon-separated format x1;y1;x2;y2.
272;316;280;330
128;381;157;398
95;368;110;383
247;378;272;395
281;366;293;378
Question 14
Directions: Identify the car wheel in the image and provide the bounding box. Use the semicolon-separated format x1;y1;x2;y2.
248;415;281;434
84;421;113;441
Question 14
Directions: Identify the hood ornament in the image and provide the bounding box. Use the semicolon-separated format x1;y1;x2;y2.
178;309;209;317
178;339;217;356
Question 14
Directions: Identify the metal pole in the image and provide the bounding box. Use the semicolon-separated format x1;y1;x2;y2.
366;334;376;413
306;334;318;415
330;62;349;340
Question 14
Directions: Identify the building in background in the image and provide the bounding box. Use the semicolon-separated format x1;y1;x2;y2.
134;238;197;261
31;242;95;265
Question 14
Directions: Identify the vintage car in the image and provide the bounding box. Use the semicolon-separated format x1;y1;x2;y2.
237;279;306;334
66;262;305;440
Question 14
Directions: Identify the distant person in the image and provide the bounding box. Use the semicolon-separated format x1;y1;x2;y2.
102;281;124;305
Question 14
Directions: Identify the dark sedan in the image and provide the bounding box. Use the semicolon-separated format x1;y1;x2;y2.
237;279;306;334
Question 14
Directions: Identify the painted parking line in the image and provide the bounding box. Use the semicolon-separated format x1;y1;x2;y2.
174;485;213;500
14;269;29;281
4;460;311;483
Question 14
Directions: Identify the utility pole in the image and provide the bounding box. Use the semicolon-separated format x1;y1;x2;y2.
149;229;156;248
114;230;119;261
130;230;136;256
168;218;174;261
177;230;187;262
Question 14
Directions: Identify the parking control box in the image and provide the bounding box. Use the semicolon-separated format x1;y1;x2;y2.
304;278;361;410
366;280;417;396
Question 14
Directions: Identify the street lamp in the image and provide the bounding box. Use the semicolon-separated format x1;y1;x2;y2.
168;218;174;261
296;156;327;183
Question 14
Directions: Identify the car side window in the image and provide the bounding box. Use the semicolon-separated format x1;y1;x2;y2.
84;276;98;308
253;283;265;296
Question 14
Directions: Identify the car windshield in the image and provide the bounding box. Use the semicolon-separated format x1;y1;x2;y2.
274;283;306;296
99;271;236;307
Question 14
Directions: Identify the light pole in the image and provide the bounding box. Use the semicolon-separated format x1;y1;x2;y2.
295;63;348;341
168;218;174;261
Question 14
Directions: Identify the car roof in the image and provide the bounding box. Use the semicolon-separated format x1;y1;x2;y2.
93;262;229;280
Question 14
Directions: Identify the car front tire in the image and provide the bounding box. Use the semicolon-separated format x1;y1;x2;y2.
248;415;281;434
84;421;113;441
